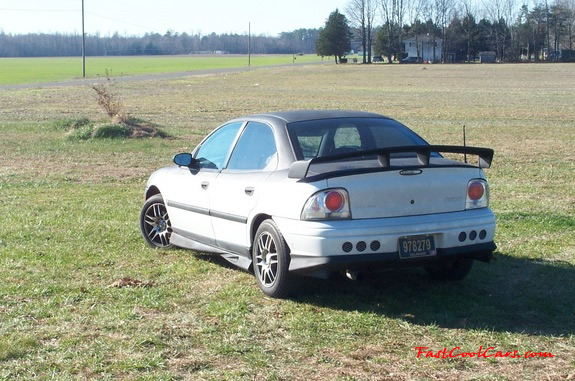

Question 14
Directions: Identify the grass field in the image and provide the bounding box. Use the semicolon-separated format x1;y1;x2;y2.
0;54;325;85
0;62;574;380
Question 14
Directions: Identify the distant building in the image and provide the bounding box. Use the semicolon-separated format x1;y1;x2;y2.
403;36;443;63
561;49;575;62
544;48;575;62
479;51;496;63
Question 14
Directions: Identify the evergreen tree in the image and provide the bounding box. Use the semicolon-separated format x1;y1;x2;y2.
316;9;352;63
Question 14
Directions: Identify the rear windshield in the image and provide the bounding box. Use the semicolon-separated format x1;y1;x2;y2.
287;117;429;160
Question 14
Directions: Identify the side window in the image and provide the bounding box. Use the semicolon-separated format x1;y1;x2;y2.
195;122;242;169
333;127;361;150
297;135;323;159
227;122;277;171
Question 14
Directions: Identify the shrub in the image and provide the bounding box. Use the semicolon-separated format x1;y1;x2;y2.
91;71;128;124
53;117;93;130
92;84;127;123
63;119;169;140
92;124;132;139
67;125;95;140
59;77;169;140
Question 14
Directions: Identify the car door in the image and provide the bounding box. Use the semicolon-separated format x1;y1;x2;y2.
209;121;278;255
166;121;243;246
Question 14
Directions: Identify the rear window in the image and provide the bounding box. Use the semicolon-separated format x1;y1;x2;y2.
287;117;429;160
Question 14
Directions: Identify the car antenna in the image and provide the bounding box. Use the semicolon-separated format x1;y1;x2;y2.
463;124;467;163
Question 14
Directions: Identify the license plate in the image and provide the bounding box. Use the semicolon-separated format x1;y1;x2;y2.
398;235;436;259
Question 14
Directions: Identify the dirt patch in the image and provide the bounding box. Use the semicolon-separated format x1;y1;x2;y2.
124;119;168;138
107;277;154;288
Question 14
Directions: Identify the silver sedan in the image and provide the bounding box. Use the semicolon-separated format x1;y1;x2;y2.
140;110;496;298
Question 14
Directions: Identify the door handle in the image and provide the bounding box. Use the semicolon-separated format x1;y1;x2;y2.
245;186;254;196
201;181;209;190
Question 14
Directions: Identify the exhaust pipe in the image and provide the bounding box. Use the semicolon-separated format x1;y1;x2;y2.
345;269;361;281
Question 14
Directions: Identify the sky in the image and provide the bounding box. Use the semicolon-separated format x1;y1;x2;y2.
0;0;350;37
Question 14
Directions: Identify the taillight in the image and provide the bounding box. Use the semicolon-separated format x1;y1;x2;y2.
301;189;351;220
466;179;489;209
468;181;484;200
325;191;344;212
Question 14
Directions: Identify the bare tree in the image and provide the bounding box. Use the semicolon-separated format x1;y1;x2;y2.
504;0;518;59
549;1;573;57
461;0;477;61
434;0;455;62
346;0;377;62
483;0;514;60
379;0;410;62
546;0;552;58
366;0;378;62
407;0;428;59
482;0;504;35
347;0;368;62
562;0;575;49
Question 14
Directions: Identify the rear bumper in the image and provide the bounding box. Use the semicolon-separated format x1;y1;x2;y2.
289;242;495;275
273;208;496;275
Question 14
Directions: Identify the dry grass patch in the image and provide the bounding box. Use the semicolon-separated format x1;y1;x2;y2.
1;62;574;380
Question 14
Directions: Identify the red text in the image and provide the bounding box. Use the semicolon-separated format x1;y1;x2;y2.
415;346;554;359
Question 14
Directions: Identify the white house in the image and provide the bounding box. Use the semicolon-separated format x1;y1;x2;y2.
403;35;443;62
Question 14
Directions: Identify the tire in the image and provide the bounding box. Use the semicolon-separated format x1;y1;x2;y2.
425;258;473;281
252;220;292;298
140;194;173;248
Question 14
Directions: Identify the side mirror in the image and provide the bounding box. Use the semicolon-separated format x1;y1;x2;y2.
173;153;196;167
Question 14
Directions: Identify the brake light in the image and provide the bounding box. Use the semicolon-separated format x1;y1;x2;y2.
325;191;344;212
301;189;351;220
468;181;484;200
466;179;489;209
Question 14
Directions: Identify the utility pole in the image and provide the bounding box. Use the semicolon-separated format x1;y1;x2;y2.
82;0;86;77
248;22;251;67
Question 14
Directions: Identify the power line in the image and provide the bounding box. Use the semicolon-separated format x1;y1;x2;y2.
0;8;162;34
0;8;78;12
86;11;163;34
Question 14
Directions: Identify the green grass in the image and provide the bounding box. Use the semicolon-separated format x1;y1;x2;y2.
0;55;326;85
0;63;574;379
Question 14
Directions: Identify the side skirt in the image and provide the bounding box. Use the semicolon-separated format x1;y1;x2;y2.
170;230;253;271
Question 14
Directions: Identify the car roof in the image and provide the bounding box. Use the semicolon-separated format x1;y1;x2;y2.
239;110;391;124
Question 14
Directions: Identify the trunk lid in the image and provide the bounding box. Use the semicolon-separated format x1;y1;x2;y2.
312;157;483;219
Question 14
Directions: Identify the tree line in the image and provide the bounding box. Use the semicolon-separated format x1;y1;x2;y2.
0;29;319;57
2;0;574;63
318;0;575;63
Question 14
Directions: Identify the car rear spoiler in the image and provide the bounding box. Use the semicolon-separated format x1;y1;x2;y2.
288;145;494;180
